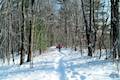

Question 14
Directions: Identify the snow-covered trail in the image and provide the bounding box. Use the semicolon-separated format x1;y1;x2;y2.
0;48;67;80
0;47;120;80
56;49;120;80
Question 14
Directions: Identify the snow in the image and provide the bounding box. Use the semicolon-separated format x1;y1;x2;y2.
0;46;120;80
6;71;59;80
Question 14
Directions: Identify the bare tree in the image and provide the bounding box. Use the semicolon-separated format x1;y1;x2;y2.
20;0;25;65
111;0;119;59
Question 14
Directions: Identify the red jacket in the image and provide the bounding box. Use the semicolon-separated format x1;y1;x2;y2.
56;44;63;48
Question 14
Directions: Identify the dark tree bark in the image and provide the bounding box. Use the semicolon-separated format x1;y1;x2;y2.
111;0;119;59
92;0;97;53
27;0;34;62
81;0;92;57
27;20;32;62
88;0;92;57
20;0;25;65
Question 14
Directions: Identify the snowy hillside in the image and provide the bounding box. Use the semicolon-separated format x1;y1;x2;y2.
0;47;120;80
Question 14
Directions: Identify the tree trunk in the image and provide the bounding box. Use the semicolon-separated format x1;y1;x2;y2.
111;0;119;59
27;20;32;62
20;0;25;65
81;0;92;57
27;0;34;62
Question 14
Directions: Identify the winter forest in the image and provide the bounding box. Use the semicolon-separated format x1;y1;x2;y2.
0;0;120;80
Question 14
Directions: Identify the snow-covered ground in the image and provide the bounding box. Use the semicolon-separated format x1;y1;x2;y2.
0;46;120;80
